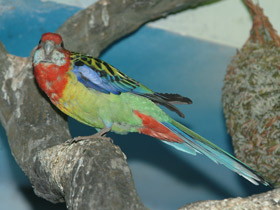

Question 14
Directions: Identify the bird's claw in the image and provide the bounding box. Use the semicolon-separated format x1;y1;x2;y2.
66;127;113;144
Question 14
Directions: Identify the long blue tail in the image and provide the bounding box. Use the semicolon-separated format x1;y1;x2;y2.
161;120;272;187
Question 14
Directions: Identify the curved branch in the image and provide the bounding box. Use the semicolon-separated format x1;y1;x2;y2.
57;0;209;56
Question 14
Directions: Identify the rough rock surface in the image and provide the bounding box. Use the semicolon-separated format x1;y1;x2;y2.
179;188;280;210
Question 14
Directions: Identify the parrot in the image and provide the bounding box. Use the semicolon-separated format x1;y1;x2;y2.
32;32;272;187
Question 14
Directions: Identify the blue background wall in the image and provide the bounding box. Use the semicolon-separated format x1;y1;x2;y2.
0;1;270;210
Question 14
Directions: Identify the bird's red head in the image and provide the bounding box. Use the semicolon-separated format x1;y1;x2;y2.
41;32;63;45
33;32;70;103
33;32;68;68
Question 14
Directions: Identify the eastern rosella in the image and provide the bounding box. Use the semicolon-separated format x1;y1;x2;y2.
32;32;271;187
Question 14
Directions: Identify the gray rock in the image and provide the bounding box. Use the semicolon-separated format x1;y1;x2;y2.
179;188;280;210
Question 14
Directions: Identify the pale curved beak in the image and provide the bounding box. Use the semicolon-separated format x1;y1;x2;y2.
44;40;55;56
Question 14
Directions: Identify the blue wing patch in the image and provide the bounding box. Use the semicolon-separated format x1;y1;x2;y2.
71;63;153;95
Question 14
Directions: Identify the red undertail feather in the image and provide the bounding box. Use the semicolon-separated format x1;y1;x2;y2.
134;110;183;143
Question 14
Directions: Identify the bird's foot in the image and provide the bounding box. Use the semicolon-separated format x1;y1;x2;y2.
67;127;112;144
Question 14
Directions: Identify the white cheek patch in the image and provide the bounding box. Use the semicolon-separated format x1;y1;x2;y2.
33;48;66;66
52;50;66;66
33;49;45;65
